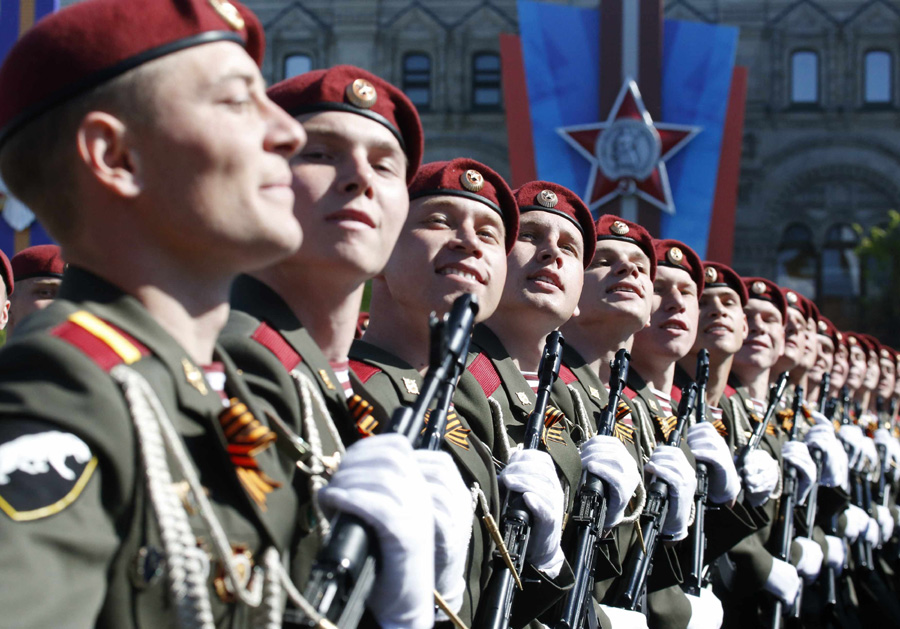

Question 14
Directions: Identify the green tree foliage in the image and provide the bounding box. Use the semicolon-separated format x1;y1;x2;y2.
855;211;900;346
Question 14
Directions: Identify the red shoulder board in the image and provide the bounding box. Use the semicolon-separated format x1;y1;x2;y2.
250;322;301;371
51;311;150;372
558;363;578;385
467;353;502;398
723;384;737;398
623;386;638;400
349;359;382;384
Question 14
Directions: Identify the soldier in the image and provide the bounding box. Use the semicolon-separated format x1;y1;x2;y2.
7;244;65;333
0;1;437;627
806;316;839;410
0;248;12;331
218;66;475;627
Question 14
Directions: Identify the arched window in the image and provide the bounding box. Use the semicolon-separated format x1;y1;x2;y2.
284;54;312;80
820;223;860;298
864;50;892;104
776;223;816;296
402;53;431;110
791;50;819;104
472;52;502;111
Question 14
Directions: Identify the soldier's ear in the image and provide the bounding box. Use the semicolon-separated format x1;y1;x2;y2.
76;112;142;199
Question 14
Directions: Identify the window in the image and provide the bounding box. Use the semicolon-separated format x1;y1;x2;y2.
402;53;431;110
472;52;502;111
864;50;892;104
284;54;312;80
776;223;816;296
791;50;819;104
820;223;860;298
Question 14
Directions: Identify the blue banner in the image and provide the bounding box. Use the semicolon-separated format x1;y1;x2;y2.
518;0;737;258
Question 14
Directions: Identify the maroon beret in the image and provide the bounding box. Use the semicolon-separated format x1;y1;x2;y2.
816;316;841;347
409;159;518;252
513;181;596;267
743;277;788;324
859;333;881;359
800;295;820;324
779;287;808;317
653;238;704;295
0;0;263;147
11;245;65;282
0;248;12;296
594;215;657;280
702;261;747;306
845;331;864;354
268;65;423;182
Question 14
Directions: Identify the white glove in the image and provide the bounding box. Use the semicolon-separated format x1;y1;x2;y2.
860;438;879;472
809;409;833;427
688;422;741;504
644;445;697;541
805;424;849;489
824;535;845;575
794;536;824;583
499;449;565;578
842;504;869;541
599;605;649;628
876;504;894;545
764;557;801;608
874;429;900;482
580;435;641;527
782;441;816;504
413;450;473;618
318;434;435;629
838;425;865;470
685;587;724;629
740;449;780;506
865;516;881;547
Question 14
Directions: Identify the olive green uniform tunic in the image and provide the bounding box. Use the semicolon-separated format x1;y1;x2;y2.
0;268;303;628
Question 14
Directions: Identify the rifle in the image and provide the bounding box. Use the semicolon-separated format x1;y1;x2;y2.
875;396;890;510
555;348;631;629
299;294;479;628
613;383;698;611
685;350;710;597
841;386;873;572
818;373;831;416
475;331;565;629
735;372;790;473
806;379;837;610
771;387;804;628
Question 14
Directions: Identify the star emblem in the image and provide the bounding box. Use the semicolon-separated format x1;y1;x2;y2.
557;79;700;215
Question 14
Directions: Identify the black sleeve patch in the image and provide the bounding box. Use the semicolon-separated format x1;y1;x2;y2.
0;420;97;522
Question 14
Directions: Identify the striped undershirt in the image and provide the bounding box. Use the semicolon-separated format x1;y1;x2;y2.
649;386;674;417
521;370;540;393
202;362;230;407
329;359;355;399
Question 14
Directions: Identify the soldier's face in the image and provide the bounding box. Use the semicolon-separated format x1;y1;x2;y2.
808;335;834;385
802;318;818;370
734;300;784;371
380;195;507;322
895;359;900;397
878;355;895;400
831;343;849;390
846;344;867;390
632;266;699;362
290;111;409;279
577;240;652;331
7;277;61;331
494;212;584;329
0;284;7;331
693;286;747;358
780;308;806;368
864;350;880;391
134;42;304;271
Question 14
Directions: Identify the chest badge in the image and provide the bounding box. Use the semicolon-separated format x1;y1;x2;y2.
402;377;420;395
589;386;602;400
182;359;209;396
516;391;532;406
318;369;336;391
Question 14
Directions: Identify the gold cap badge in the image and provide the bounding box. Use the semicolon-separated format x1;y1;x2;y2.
751;281;766;295
837;332;843;341
818;320;827;333
786;291;798;305
667;247;684;265
346;78;377;109
460;169;485;192
848;336;857;346
208;0;245;31
611;220;629;235
882;349;891;359
705;266;718;283
537;190;558;208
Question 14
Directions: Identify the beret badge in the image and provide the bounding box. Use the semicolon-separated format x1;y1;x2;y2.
346;78;377;109
705;267;718;283
848;336;857;346
611;220;629;235
751;281;766;295
667;247;684;265
460;169;485;193
786;291;798;305
208;0;245;31
537;190;558;208
818;320;827;333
